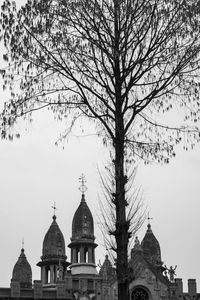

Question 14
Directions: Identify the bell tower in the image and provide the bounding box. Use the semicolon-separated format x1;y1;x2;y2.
68;174;98;275
37;206;69;286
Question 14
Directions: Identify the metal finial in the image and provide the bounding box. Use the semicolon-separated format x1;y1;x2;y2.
147;212;153;225
22;237;24;249
52;201;57;216
79;174;88;195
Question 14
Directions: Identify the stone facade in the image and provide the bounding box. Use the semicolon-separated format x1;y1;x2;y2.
101;224;200;300
0;192;199;299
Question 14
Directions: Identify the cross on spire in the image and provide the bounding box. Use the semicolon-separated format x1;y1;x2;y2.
79;174;88;195
52;201;57;216
147;212;153;225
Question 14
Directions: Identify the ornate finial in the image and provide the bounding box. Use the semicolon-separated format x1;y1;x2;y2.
22;237;24;250
52;201;57;217
134;236;142;251
147;212;153;225
79;174;88;196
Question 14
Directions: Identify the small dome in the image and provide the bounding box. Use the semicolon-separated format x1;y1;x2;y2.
71;195;94;240
12;248;32;288
42;215;66;259
99;255;115;283
141;224;162;266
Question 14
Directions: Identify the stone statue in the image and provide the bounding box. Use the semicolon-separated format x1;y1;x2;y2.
57;264;63;281
168;265;177;282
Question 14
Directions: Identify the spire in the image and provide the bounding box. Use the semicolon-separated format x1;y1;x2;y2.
147;223;152;232
146;213;153;233
22;237;24;251
147;212;153;227
131;236;143;258
141;221;162;269
41;211;66;259
134;236;142;251
12;247;32;288
69;179;98;276
79;174;87;201
51;201;57;219
37;207;68;285
99;254;115;283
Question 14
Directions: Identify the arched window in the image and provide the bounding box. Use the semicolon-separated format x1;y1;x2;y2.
131;287;149;300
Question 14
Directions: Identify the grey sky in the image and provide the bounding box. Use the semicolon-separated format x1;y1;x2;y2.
0;113;199;291
0;0;200;292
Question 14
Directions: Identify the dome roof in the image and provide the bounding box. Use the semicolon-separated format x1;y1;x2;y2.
42;215;66;259
71;194;94;241
141;224;162;266
12;248;32;288
99;255;116;283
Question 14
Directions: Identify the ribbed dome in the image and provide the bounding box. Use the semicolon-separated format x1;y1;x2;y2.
12;248;32;288
71;194;94;240
42;215;66;259
141;224;161;266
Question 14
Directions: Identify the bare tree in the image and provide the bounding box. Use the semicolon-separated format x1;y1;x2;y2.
1;0;200;298
98;166;146;263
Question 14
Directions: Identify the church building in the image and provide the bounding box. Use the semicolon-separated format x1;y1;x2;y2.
0;178;199;299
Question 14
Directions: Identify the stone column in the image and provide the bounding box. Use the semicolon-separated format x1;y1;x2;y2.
80;246;84;263
71;249;73;263
188;279;197;298
88;247;93;263
76;248;80;263
33;280;42;299
175;278;183;299
57;281;65;298
65;272;72;289
41;266;46;284
93;248;95;264
80;279;87;292
10;280;20;298
72;248;76;263
50;265;54;283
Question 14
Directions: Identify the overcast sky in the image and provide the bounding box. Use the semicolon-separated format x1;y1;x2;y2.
0;0;200;293
0;110;199;292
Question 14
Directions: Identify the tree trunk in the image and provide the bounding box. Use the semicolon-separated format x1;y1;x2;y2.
113;0;129;298
115;115;129;300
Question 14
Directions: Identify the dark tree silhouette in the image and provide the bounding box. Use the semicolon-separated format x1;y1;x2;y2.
98;167;146;261
1;0;200;298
